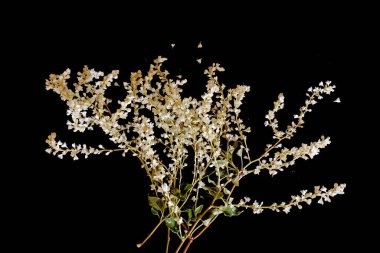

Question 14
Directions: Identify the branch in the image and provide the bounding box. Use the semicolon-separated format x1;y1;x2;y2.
234;183;346;214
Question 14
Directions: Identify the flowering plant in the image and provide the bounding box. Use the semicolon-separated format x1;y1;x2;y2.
45;55;345;253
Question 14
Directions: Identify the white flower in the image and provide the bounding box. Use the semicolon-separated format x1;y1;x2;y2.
283;206;292;214
161;183;169;194
309;146;320;158
176;217;183;225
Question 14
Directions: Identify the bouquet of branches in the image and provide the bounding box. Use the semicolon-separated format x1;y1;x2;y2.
45;55;345;253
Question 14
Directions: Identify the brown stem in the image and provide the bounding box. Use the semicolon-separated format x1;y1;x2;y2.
175;238;187;253
175;194;219;253
193;215;219;240
182;238;194;253
166;227;170;253
137;213;171;248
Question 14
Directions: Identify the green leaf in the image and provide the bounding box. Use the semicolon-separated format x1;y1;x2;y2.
237;147;243;157
151;207;159;217
219;169;227;178
172;188;181;195
165;217;176;229
194;205;203;216
148;196;164;213
216;160;227;167
202;218;211;227
223;187;231;195
229;145;235;155
232;176;240;186
206;186;224;199
184;183;193;192
185;208;193;221
222;205;242;217
207;176;216;186
206;186;218;196
178;192;186;200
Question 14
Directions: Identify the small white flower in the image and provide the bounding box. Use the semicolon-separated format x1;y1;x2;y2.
283;206;292;214
334;97;341;103
197;41;202;48
196;58;202;64
176;217;183;225
161;183;169;194
309;146;319;158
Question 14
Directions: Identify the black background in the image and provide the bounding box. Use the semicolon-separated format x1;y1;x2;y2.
7;3;371;252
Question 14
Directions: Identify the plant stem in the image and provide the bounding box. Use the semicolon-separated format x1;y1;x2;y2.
175;195;218;253
166;227;170;253
175;238;187;253
242;138;283;172
181;214;220;253
137;214;170;248
182;238;194;253
193;215;218;240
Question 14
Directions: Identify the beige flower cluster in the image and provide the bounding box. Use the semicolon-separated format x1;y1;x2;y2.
45;56;345;253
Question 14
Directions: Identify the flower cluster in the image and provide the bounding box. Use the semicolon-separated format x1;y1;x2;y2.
45;54;345;253
236;183;346;214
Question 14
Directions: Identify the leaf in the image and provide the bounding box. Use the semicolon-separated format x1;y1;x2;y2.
165;217;176;229
216;160;227;167
148;196;164;213
222;205;242;217
223;187;231;195
229;145;235;155
171;188;181;195
194;205;203;216
237;147;243;157
203;218;211;227
219;169;227;178
185;208;193;222
206;186;219;196
151;207;159;217
184;183;193;192
207;176;216;186
206;187;224;199
178;192;186;200
232;176;240;186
